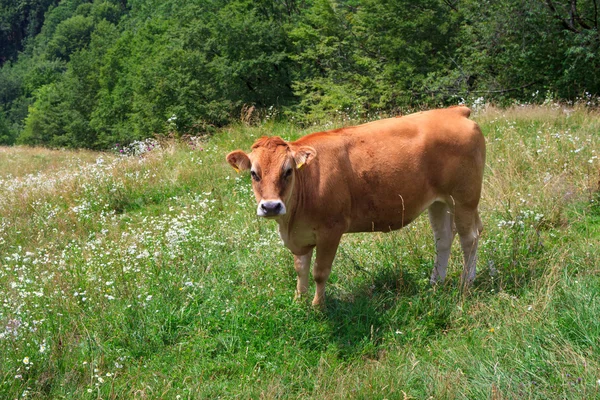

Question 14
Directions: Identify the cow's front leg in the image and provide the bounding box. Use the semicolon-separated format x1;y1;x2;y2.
294;249;313;300
312;235;342;306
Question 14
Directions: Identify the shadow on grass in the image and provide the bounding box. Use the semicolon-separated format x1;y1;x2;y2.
319;265;430;360
319;253;549;360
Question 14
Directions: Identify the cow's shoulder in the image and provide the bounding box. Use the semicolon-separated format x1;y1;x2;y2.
292;129;351;150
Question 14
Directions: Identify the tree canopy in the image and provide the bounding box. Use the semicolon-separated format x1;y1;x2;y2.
1;0;598;148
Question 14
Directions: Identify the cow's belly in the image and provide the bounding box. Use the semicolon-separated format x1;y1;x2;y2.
346;211;420;233
346;189;436;233
347;218;412;233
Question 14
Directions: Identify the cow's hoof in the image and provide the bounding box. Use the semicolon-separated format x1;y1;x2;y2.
430;277;446;286
294;290;308;302
311;297;325;308
459;277;475;291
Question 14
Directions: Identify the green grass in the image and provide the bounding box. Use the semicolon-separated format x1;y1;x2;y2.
0;105;599;399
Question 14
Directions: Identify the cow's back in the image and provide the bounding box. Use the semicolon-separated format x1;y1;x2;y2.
292;106;485;233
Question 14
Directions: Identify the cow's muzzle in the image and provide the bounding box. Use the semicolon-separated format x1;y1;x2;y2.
257;200;286;218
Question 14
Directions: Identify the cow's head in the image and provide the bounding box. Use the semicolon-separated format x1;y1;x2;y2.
226;137;316;218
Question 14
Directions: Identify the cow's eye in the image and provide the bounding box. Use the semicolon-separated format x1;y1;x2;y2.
283;168;293;179
251;171;260;182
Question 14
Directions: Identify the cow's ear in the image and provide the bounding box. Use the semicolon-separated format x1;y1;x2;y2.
291;146;317;170
226;150;251;172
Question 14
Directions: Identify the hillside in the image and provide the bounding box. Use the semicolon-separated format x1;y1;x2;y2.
0;105;599;398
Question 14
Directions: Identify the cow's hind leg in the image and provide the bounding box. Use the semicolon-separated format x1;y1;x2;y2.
428;201;456;284
455;205;483;287
294;249;313;300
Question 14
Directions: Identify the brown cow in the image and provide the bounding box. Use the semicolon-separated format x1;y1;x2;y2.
227;106;485;306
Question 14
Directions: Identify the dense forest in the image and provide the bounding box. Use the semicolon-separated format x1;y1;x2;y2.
0;0;599;149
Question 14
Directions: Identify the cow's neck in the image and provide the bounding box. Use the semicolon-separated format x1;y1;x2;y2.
275;169;311;253
276;172;302;231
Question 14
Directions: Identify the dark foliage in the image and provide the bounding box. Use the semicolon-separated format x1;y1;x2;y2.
0;0;598;148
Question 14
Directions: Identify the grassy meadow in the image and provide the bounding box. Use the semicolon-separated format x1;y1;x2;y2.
0;105;599;399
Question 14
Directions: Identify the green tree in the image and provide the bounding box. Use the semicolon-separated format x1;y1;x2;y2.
45;14;95;61
289;0;460;120
20;15;122;148
91;0;296;147
0;0;60;65
0;110;15;144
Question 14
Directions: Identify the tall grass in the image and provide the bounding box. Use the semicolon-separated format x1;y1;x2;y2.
0;105;598;399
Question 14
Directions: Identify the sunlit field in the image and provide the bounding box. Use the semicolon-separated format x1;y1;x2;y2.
1;105;599;399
